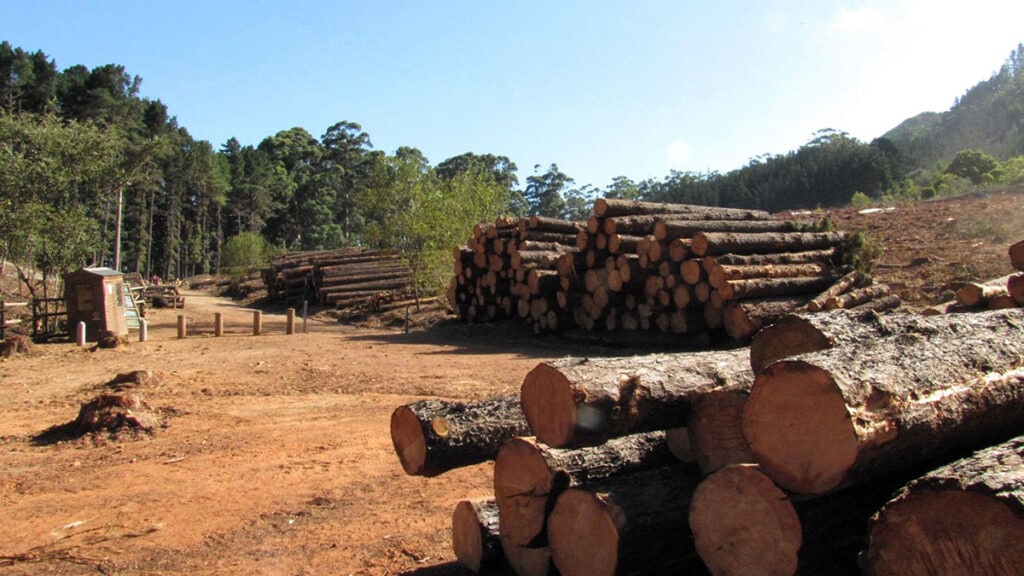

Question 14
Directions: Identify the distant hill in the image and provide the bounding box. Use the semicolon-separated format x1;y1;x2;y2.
882;43;1024;173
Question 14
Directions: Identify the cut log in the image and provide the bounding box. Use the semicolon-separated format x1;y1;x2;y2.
805;269;862;312
849;294;901;314
452;498;504;573
601;214;663;236
547;465;703;576
688;390;754;476
704;248;839;267
493;431;675;547
1011;239;1024;271
389;395;531;477
528;216;583;235
716;275;837;302
689;464;801;576
823;283;891;310
692;231;847;257
520;348;753;448
1009;272;1024;306
863;435;1024;576
722;296;812;341
653;218;799;242
708;262;831;290
593;198;771;220
743;309;1024;495
955;274;1015;307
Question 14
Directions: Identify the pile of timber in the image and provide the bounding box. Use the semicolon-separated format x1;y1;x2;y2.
923;238;1024;315
449;199;898;342
261;248;414;309
389;305;1024;575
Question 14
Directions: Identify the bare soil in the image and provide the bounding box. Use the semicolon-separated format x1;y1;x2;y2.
1;189;1021;575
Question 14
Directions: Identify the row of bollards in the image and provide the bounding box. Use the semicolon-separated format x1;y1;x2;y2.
76;306;307;346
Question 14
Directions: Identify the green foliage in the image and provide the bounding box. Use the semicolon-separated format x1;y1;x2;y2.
944;149;1002;184
221;232;272;278
1000;156;1024;184
841;230;882;277
525;164;572;218
850;191;873;208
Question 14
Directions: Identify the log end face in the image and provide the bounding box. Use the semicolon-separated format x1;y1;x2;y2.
743;361;857;495
689;464;800;576
521;363;578;448
390;406;427;476
750;314;833;373
548;489;619;576
865;489;1024;576
452;500;485;572
493;437;555;547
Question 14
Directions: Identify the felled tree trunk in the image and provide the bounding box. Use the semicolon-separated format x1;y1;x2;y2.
547;465;703;576
692;231;847;257
389;395;531;477
743;309;1024;495
493;431;675;547
452;498;504;573
593;198;771;220
823;284;891;310
653;218;800;241
520;348;753;448
689;464;801;576
954;274;1014;307
863;435;1024;576
805;269;862;312
721;296;812;341
688;390;754;475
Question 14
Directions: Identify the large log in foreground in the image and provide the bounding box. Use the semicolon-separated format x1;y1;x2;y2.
493;431;676;547
863;435;1024;576
749;309;1014;374
390;395;530;476
546;465;703;576
689;464;801;576
743;309;1024;495
520;348;753;448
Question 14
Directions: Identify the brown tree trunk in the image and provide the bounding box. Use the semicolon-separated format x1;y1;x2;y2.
601;214;662;236
722;296;812;341
863;435;1024;576
849;294;901;314
593;198;771;220
707;262;831;289
547;465;703;576
452;498;504;573
689;464;801;576
653;218;800;242
804;269;862;312
716;275;838;302
743;309;1024;495
528;216;583;235
823;283;891;310
1010;239;1024;271
692;231;847;257
703;248;839;268
493;431;676;547
389;395;531;477
520;348;752;448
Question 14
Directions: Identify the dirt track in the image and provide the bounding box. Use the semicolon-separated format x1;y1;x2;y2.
0;291;592;575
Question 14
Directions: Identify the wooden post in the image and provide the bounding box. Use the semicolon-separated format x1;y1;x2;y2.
253;310;262;336
139;319;148;342
177;315;186;339
286;308;295;335
214;312;223;337
76;321;86;346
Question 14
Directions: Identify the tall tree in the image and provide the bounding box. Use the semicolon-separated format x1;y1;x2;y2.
524;163;572;218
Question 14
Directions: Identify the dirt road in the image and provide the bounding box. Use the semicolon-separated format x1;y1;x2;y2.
0;290;584;575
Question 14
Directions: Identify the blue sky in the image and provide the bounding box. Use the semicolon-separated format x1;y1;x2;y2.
3;1;1024;189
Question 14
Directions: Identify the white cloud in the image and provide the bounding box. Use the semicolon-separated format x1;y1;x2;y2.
667;139;693;169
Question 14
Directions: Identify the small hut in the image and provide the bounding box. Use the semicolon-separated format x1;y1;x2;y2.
64;267;129;341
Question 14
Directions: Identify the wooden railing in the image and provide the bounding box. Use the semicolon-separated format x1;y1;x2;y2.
0;300;28;340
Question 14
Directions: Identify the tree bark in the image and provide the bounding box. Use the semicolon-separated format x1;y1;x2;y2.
689;464;801;576
452;498;505;573
520;348;753;448
722;296;812;341
692;231;847;257
743;309;1024;495
528;216;584;235
653;218;800;242
547;465;703;576
849;294;901;314
389;395;531;477
703;248;839;268
493;431;675;547
601;214;662;236
716;275;838;302
593;198;771;220
708;262;832;290
1010;238;1024;271
823;283;891;310
863;435;1024;576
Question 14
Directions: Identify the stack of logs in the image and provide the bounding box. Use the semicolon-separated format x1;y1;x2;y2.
449;199;898;342
391;237;1024;575
262;248;414;309
924;238;1024;314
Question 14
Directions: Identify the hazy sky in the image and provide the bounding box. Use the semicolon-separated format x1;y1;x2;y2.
3;1;1023;188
